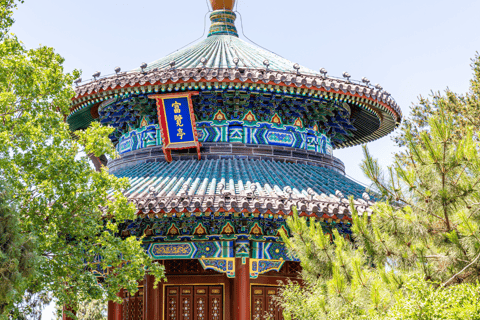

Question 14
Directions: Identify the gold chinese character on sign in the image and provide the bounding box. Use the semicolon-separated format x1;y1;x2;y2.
177;128;185;140
174;114;183;127
172;101;181;113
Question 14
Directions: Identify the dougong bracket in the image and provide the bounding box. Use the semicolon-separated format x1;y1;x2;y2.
249;259;284;279
199;258;236;278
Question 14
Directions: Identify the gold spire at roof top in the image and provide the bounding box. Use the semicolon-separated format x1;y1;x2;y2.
210;0;235;11
208;0;238;37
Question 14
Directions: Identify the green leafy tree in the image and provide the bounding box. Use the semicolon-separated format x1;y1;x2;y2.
278;55;480;319
0;184;36;316
0;1;164;318
55;299;107;320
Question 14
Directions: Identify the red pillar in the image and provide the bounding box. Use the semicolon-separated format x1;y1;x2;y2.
144;274;156;320
116;290;124;320
108;290;123;320
234;257;250;320
108;300;115;320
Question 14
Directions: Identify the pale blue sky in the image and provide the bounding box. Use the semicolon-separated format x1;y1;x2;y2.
12;0;480;185
9;0;480;317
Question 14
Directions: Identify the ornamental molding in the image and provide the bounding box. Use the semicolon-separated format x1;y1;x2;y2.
249;259;284;279
111;185;374;219
72;67;401;121
199;258;236;278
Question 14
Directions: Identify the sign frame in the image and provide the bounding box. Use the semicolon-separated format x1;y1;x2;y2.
148;92;201;162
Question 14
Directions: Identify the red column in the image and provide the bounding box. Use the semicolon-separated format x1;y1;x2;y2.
144;274;155;320
108;290;125;320
116;290;124;320
234;257;250;320
107;290;124;320
108;300;115;320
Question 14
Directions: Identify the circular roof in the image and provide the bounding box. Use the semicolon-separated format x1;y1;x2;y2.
68;3;402;149
136;35;317;75
111;157;374;218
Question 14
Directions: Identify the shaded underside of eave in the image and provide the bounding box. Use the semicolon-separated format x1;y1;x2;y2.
67;106;95;131
66;101;395;149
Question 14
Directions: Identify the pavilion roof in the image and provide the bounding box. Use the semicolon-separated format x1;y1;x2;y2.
109;158;374;219
68;1;402;149
136;35;317;75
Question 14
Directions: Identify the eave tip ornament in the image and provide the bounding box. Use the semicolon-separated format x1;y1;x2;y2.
210;0;235;11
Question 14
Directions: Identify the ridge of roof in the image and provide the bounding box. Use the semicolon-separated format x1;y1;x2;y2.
136;35;316;75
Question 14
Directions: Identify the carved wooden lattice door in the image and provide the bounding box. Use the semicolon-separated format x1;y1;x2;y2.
166;286;223;320
122;290;144;320
251;286;283;320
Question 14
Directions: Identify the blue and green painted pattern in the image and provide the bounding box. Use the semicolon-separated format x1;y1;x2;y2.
252;241;297;261
116;122;332;155
208;10;238;37
250;259;285;279
97;88;355;147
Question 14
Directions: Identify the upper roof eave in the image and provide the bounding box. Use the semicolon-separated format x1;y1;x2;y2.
71;66;402;121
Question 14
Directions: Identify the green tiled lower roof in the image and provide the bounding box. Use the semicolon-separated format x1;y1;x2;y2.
112;158;367;201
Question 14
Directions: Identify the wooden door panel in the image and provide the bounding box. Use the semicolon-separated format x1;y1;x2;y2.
209;286;222;320
266;288;282;320
165;285;223;320
251;286;283;320
166;286;179;320
252;287;265;320
122;290;144;320
194;286;208;320
180;286;193;320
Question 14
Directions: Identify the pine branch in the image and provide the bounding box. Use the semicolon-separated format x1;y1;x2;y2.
442;250;480;287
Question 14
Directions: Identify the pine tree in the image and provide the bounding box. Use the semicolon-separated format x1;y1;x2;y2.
278;55;480;319
394;52;480;147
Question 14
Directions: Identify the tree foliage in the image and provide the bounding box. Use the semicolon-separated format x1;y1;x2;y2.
0;1;164;318
0;185;36;316
279;55;480;319
55;299;107;320
394;52;480;147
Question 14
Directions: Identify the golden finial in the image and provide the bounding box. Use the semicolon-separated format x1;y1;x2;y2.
210;0;236;11
207;0;238;37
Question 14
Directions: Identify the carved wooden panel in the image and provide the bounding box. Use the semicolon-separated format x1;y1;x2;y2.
251;286;283;320
163;260;218;275
166;287;179;320
165;285;223;320
252;287;265;320
209;286;222;320
122;291;144;320
180;286;193;320
263;261;302;277
193;286;208;320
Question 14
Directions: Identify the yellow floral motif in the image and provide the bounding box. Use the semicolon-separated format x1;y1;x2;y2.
174;114;183;127
177;128;185;140
172;101;181;113
152;244;191;255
